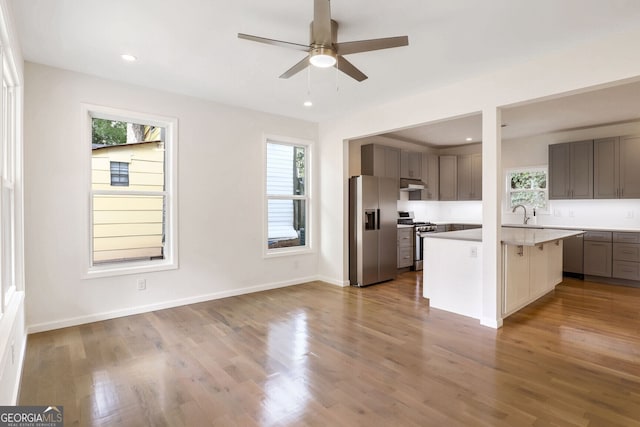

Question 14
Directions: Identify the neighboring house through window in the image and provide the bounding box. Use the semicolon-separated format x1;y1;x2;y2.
85;106;177;277
265;137;310;254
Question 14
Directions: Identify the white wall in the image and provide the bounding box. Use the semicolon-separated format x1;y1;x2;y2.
24;63;319;332
317;26;640;325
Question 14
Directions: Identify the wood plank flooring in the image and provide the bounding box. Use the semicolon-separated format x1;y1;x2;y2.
19;273;640;426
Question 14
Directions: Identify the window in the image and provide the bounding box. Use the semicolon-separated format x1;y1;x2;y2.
265;138;310;253
1;55;18;307
506;168;548;211
110;161;129;186
85;105;177;277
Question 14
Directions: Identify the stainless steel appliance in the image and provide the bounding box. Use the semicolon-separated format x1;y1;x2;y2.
349;176;398;286
413;221;437;271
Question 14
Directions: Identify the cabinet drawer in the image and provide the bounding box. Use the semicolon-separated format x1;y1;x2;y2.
398;247;413;268
613;232;640;244
583;231;612;242
397;229;413;248
612;260;640;281
613;243;640;262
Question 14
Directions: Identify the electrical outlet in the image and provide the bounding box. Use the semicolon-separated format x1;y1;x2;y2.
470;247;478;258
553;209;561;217
136;279;146;291
569;210;575;217
627;210;634;219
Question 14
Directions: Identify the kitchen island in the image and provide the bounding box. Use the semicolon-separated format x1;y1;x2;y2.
422;227;584;325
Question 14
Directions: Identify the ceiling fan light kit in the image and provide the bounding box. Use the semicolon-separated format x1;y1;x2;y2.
309;46;337;68
238;0;408;82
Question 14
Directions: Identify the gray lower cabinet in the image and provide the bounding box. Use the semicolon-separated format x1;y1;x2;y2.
612;232;640;280
562;234;583;274
549;140;593;199
439;155;457;201
593;135;640;199
583;231;612;277
397;227;414;268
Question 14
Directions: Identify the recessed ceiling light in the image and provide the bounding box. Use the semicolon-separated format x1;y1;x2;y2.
465;137;473;141
121;54;137;62
303;100;313;107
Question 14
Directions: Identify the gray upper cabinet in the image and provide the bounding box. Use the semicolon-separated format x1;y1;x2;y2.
421;153;439;200
439;155;457;201
457;153;482;200
400;151;422;179
548;140;593;199
361;144;400;181
594;136;640;199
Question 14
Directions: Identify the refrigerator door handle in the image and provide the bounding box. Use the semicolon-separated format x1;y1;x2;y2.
377;209;381;230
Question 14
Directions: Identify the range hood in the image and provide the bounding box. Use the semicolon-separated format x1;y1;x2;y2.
400;178;426;192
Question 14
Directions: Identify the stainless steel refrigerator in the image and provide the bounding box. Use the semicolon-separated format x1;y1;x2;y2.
349;175;398;286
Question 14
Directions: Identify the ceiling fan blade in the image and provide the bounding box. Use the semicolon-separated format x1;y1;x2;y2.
336;56;368;82
279;55;311;79
312;0;332;45
335;36;409;55
238;33;310;52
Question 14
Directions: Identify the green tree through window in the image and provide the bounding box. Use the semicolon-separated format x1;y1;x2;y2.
508;169;548;209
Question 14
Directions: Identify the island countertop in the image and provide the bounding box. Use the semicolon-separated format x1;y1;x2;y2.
423;227;584;246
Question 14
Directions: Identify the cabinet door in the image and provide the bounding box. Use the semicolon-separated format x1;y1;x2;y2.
400;151;422;179
583;241;612;277
471;153;482;200
547;240;563;290
439;155;457;201
562;234;583;274
503;245;530;314
530;244;549;298
549;143;570;199
421;153;439;200
384;147;400;180
594;137;619;199
569;140;593;199
456;155;472;200
619;136;640;199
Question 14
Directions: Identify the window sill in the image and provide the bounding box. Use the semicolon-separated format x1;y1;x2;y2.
264;246;314;258
84;259;178;279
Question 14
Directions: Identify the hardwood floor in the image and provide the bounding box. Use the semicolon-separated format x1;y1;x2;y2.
19;273;640;426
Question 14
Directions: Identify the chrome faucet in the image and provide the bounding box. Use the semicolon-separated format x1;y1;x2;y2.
512;204;530;224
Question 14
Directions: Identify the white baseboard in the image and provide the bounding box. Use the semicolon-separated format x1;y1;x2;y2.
27;275;320;334
11;334;27;405
481;317;503;329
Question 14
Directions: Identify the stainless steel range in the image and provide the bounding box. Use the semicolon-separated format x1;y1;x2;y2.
397;211;437;271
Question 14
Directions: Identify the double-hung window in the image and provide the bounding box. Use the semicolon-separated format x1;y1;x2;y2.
506;167;549;211
1;57;18;307
265;138;310;254
86;106;177;276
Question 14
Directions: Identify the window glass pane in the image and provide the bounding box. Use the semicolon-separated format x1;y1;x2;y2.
510;171;546;190
267;199;306;249
92;118;165;192
266;143;305;196
92;194;165;264
510;190;547;209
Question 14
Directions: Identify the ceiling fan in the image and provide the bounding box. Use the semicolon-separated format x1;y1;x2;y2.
238;0;409;82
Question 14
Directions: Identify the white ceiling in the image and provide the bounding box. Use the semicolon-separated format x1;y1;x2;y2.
10;0;640;124
383;80;640;146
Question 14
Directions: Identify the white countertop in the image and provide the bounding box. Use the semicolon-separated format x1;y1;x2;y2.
423;227;584;246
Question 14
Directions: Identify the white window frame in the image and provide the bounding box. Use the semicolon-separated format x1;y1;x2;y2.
264;135;312;258
0;48;19;309
82;104;178;278
504;166;549;214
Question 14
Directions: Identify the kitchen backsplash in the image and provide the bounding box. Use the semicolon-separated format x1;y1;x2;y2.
400;199;640;229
